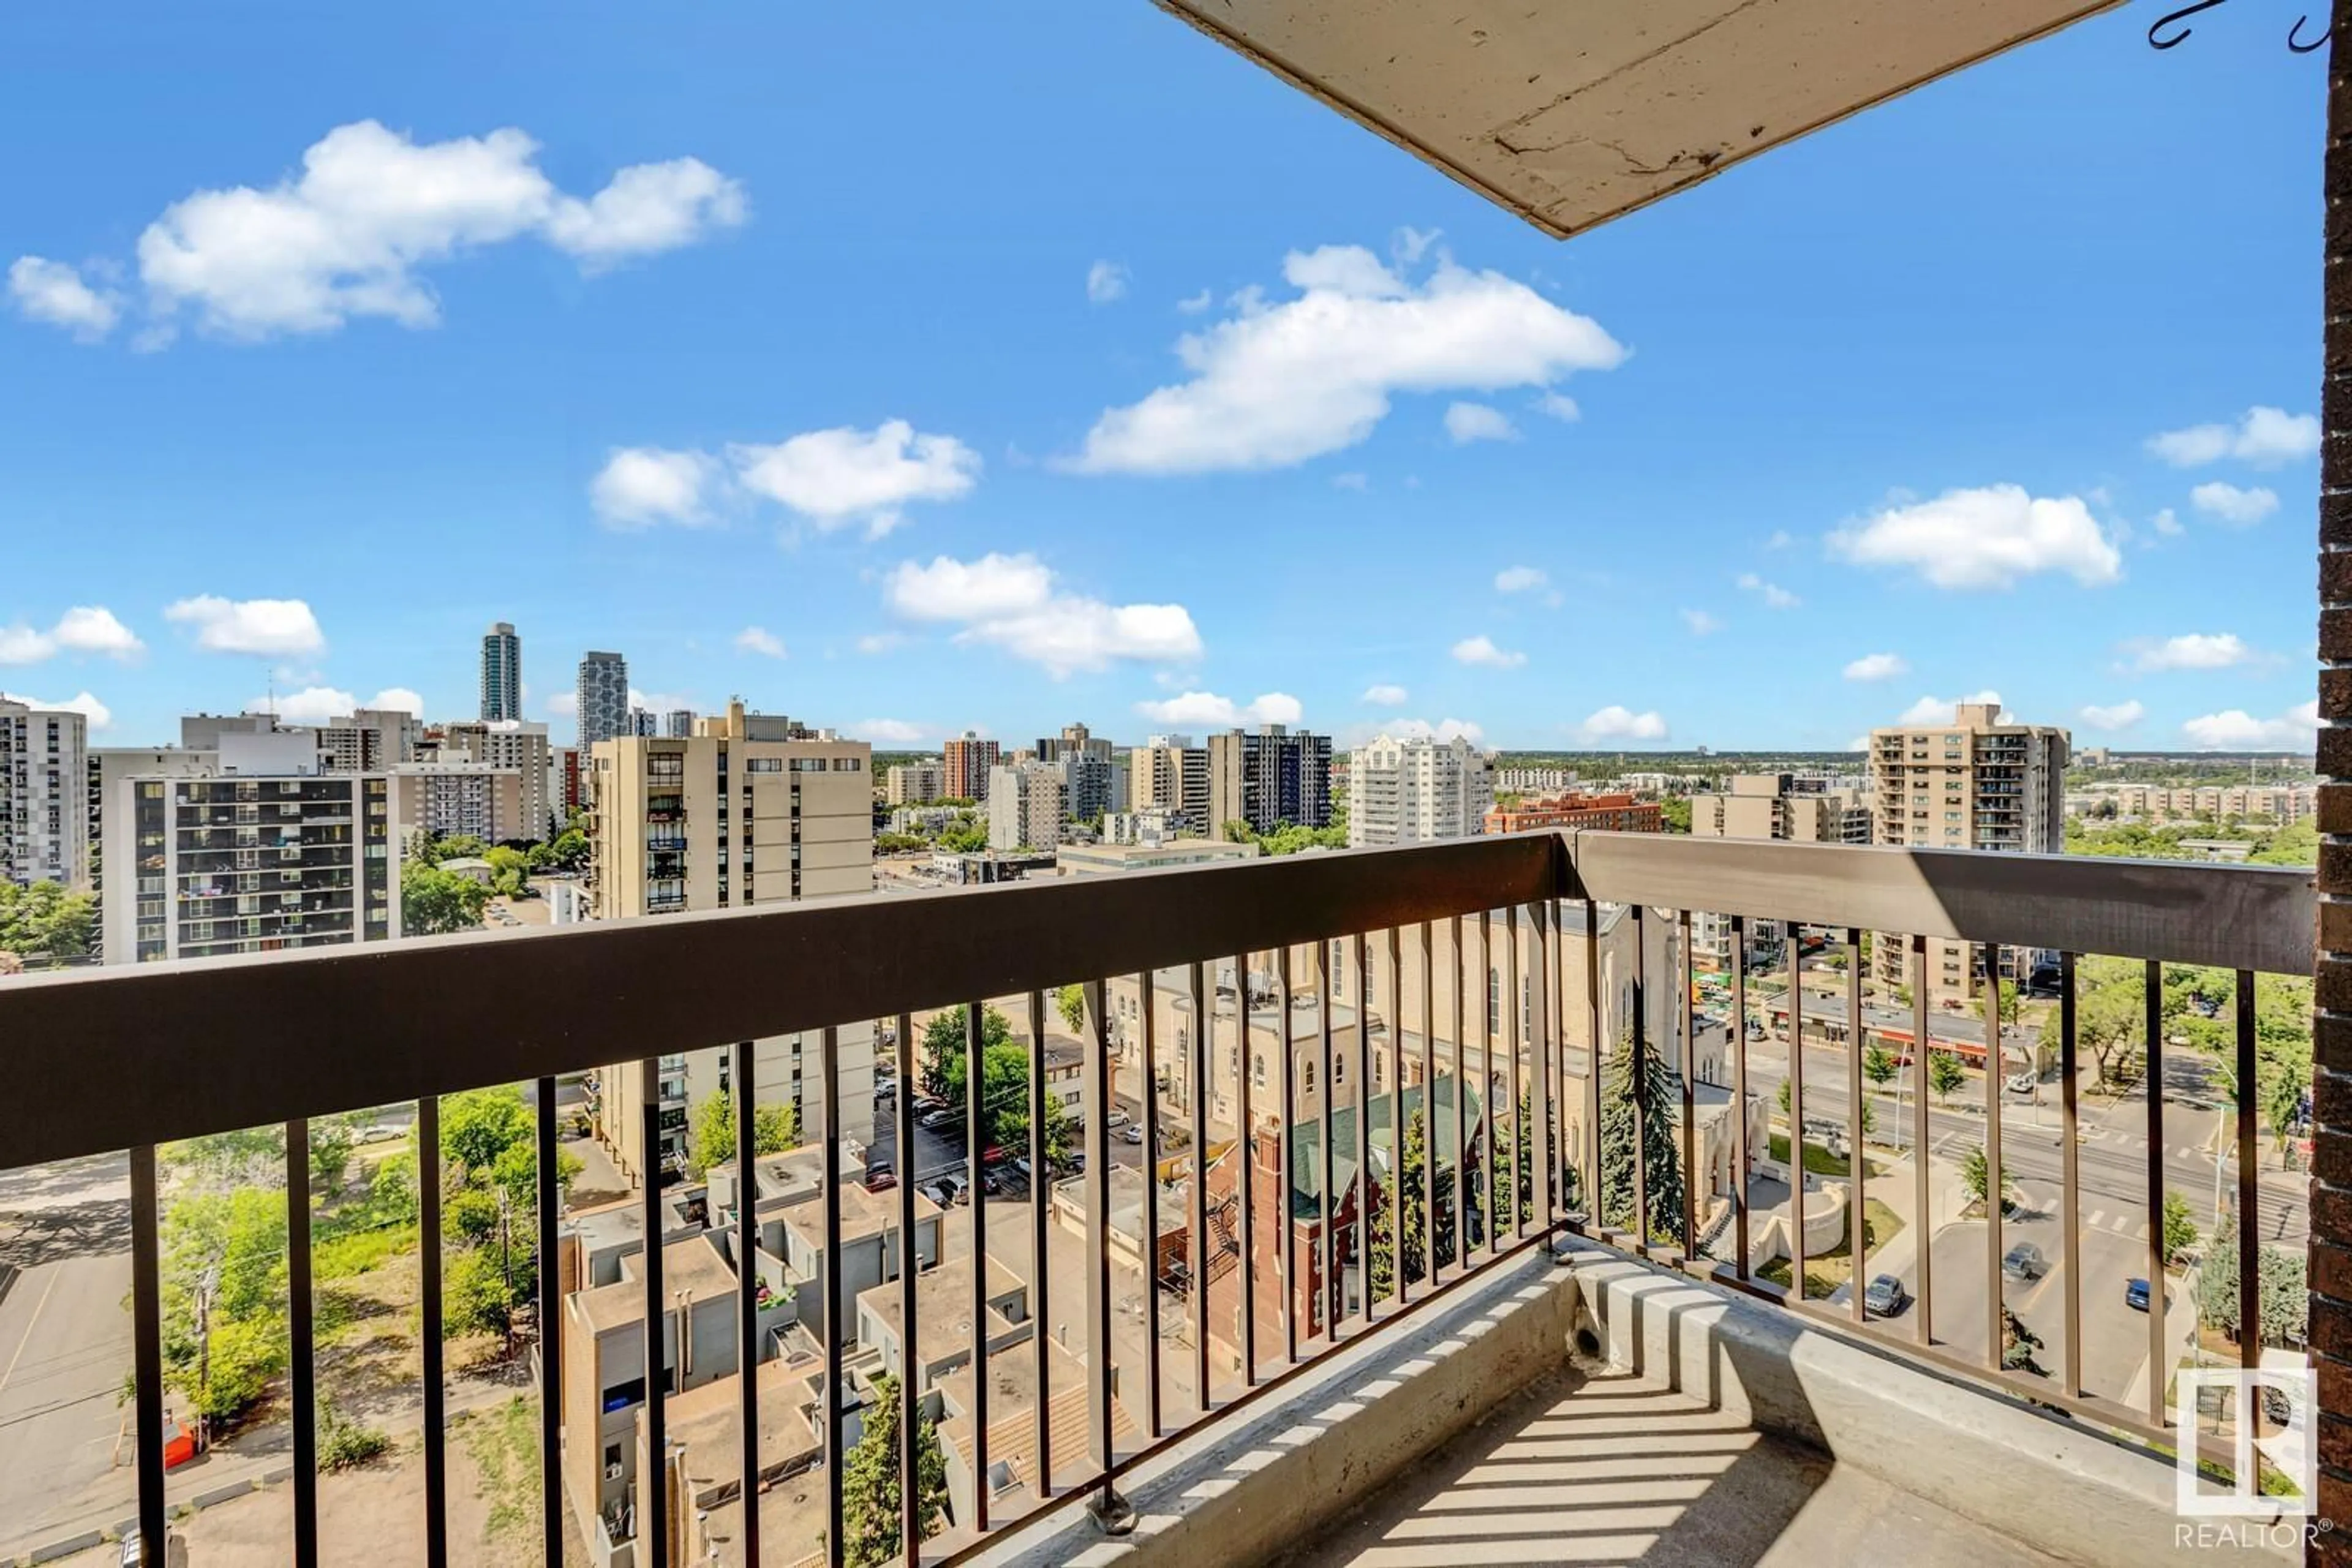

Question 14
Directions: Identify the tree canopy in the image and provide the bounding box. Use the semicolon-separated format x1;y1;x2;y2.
402;864;491;935
0;878;95;960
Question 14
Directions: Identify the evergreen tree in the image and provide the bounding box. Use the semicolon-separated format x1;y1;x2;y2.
841;1373;949;1568
1597;1029;1686;1244
1368;1109;1430;1300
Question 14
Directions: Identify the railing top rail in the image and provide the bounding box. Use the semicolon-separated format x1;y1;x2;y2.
0;834;1555;1169
1566;830;2315;975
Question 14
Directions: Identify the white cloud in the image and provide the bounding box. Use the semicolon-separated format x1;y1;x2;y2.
369;687;425;717
2126;631;2252;673
0;690;111;730
2188;481;2278;527
1765;529;1794;550
1535;390;1580;423
9;257;121;339
1392;225;1442;265
1330;471;1369;491
2181;701;2319;751
857;718;927;744
1579;705;1667;742
1444;401;1518;444
1451;635;1525;669
164;595;325;655
1842;652;1909;682
1175;288;1213;314
1085;260;1129;304
855;632;905;656
1135;690;1302;728
884;552;1201;678
2152;507;2184;537
249;684;358;723
734;627;786;658
731;420;979;538
2147;406;2320;469
1493;565;1550;595
1826;484;2120;590
546;692;578;718
1736;572;1800;609
591;447;718;528
83;121;744;339
1360;684;1409;706
2078;701;2145;731
0;605;144;665
1067;244;1624;473
1896;690;2003;726
1679;608;1723;636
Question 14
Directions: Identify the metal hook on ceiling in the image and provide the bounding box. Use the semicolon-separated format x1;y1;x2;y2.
2288;13;2331;51
2148;0;2230;48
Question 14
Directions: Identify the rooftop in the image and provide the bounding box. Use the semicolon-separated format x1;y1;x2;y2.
856;1253;1029;1371
574;1233;738;1335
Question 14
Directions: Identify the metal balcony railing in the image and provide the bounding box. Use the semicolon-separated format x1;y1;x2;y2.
0;832;2315;1566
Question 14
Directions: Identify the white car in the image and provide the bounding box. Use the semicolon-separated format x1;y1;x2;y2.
1121;1125;1145;1145
2005;1070;2038;1095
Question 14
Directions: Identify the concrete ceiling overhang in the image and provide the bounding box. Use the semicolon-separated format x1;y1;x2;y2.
1158;0;2121;238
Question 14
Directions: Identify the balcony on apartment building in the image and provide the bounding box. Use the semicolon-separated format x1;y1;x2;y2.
0;826;2318;1567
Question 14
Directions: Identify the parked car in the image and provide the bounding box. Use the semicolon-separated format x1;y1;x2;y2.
919;1179;953;1208
1106;1109;1133;1130
919;1106;963;1134
2001;1242;2046;1282
358;1123;404;1144
1121;1125;1145;1145
1863;1274;1909;1317
2005;1069;2038;1095
2124;1277;2153;1312
863;1162;896;1193
1009;1157;1033;1182
941;1174;970;1205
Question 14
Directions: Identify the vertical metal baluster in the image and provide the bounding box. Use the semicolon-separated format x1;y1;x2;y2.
1983;944;2004;1374
2143;962;2165;1428
130;1145;166;1554
1533;900;1555;1235
1385;927;1403;1303
1453;915;1470;1272
1140;972;1162;1438
1504;914;1522;1242
1236;949;1257;1384
1027;990;1052;1500
1846;929;1866;1327
537;1079;563;1568
2060;957;2082;1397
287;1117;318;1568
1318;940;1336;1342
1787;922;1804;1296
1479;912;1496;1259
1082;979;1122;1525
1679;911;1698;1259
1354;933;1373;1313
1278;946;1298;1362
1419;922;1437;1287
1584;901;1602;1239
2236;970;2260;1372
830;1023;869;1566
636;1061;666;1567
1912;936;1933;1346
421;1093;448;1568
896;1021;921;1560
1632;905;1651;1257
732;1047;761;1568
1188;960;1211;1411
964;1004;989;1533
1732;917;1751;1278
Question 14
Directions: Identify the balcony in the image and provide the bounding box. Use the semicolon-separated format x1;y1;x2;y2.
0;832;2320;1567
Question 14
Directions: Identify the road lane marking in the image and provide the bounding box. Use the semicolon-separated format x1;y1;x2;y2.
0;1269;61;1396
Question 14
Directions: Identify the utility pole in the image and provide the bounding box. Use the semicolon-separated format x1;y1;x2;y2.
194;1263;220;1453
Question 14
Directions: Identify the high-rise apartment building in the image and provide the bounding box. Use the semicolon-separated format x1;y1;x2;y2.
1689;774;1872;845
884;759;946;805
480;621;521;723
1;699;89;889
440;719;554;839
587;699;876;1180
1131;734;1212;835
1057;751;1120;823
1348;733;1494;848
942;731;1000;802
988;762;1066;852
1869;699;2068;1004
664;709;696;739
575;651;630;755
1035;720;1114;764
316;707;421;774
104;726;398;965
388;764;528;848
628;707;660;738
1207;725;1332;839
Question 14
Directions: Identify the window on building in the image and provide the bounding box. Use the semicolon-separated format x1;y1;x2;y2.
1487;968;1500;1035
1330;940;1345;999
1301;1058;1314;1094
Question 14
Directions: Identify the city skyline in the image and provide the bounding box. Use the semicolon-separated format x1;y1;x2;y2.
0;4;2323;756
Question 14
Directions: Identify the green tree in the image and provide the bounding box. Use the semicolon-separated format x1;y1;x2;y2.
0;878;97;959
401;864;491;935
443;1238;532;1341
1658;796;1692;834
440;1087;533;1178
2198;1214;2309;1348
157;1187;290;1428
309;1119;356;1194
430;834;489;862
922;1005;1014;1099
2162;1190;2199;1268
547;828;590;872
445;1187;500;1245
994;1072;1073;1167
1368;1109;1431;1300
1975;979;2020;1028
1055;983;1087;1034
1862;1044;1900;1096
1928;1051;1967;1106
1959;1144;2015;1216
1596;1030;1685;1245
687;1089;801;1178
1219;818;1257;845
2075;956;2149;1090
841;1373;949;1568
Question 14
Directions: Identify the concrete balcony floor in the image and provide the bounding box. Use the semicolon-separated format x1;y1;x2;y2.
1281;1366;2060;1568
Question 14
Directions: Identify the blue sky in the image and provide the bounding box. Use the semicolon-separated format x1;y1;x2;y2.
0;2;2326;753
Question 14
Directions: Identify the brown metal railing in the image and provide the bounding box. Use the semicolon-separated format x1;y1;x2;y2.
0;831;2315;1564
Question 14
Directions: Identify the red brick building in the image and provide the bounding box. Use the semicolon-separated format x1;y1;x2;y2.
1482;791;1662;835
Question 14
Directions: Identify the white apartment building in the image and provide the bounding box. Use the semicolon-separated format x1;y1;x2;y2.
388;764;528;849
441;719;554;839
315;707;421;774
1346;733;1494;848
886;759;946;805
587;701;877;1179
1;699;89;889
1870;699;2068;1004
104;725;399;965
1496;766;1578;794
988;763;1065;853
